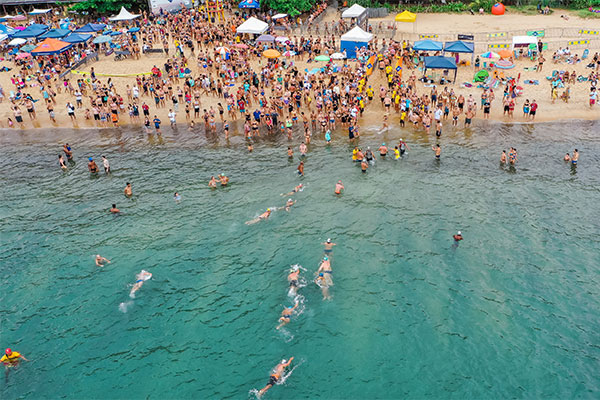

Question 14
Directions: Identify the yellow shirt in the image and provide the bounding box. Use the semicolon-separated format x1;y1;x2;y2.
1;352;21;365
394;149;400;159
366;88;374;97
385;66;393;75
352;149;358;160
401;112;406;120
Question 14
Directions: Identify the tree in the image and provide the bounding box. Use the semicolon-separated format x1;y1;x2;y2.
70;0;145;15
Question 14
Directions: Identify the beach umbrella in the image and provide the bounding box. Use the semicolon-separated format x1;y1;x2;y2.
262;49;281;58
216;46;230;53
495;59;515;69
108;31;123;36
275;36;289;43
480;51;500;59
12;15;26;21
314;55;330;62
256;34;275;42
282;50;296;57
92;35;112;44
0;33;7;42
8;38;26;46
128;27;140;33
15;52;31;60
497;49;512;59
233;43;248;49
19;44;36;52
331;52;346;60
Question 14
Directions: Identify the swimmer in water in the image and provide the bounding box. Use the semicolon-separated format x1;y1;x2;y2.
453;231;463;241
258;357;294;397
361;159;368;173
63;143;73;160
88;157;99;173
283;198;295;212
59;154;67;169
174;192;181;202
110;204;120;214
218;174;229;186
563;153;571;162
315;273;331;300
2;348;29;378
287;147;293;158
297;161;304;176
323;239;336;254
130;270;152;298
124;182;132;197
288;265;300;296
500;150;507;164
208;176;217;188
334;180;344;194
276;301;299;330
283;184;303;196
245;208;272;225
571;149;578;165
432;144;441;160
95;255;111;267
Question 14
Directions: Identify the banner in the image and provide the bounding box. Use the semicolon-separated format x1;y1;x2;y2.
394;56;403;77
488;32;506;38
568;40;590;45
458;34;474;41
579;30;599;35
527;30;545;37
365;55;376;76
419;34;438;39
148;0;192;14
71;70;153;77
489;43;509;49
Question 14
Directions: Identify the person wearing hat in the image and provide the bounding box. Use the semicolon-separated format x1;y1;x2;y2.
87;157;98;173
218;174;229;186
245;208;271;225
378;143;388;157
323;239;336;254
334;180;344;195
453;231;463;241
276;301;299;330
1;348;28;376
283;198;295;212
258;357;294;396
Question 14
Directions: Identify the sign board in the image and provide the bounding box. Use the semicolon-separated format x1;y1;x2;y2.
489;43;509;49
527;30;545;37
419;34;438;39
488;32;506;38
458;34;474;41
148;0;192;14
579;30;599;35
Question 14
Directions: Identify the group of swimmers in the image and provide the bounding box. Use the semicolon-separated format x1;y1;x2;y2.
95;255;152;298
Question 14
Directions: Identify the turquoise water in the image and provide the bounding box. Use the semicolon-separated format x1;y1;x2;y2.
1;120;600;399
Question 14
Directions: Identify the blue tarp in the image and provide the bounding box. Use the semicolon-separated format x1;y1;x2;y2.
443;40;474;53
62;33;92;43
12;26;48;38
39;28;71;39
340;40;367;59
239;0;260;8
0;24;15;35
29;23;49;30
413;39;443;52
74;23;106;33
424;56;457;69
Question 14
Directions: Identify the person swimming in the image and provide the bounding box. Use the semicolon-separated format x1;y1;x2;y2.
453;231;463;241
323;239;336;254
130;270;152;298
334;181;344;195
288;265;301;296
315;273;331;300
283;184;303;196
258;357;294;396
276;301;299;330
95;255;110;267
245;208;272;225
174;192;182;202
283;198;295;211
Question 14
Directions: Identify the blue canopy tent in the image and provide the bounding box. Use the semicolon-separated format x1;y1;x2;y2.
239;0;260;8
12;26;48;38
423;56;458;83
340;26;373;59
74;23;106;33
39;28;71;39
443;40;475;63
0;24;16;35
413;39;443;52
62;33;92;44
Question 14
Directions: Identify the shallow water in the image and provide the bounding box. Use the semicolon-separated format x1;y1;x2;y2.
1;119;600;399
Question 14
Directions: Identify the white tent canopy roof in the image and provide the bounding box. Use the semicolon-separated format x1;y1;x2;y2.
342;4;367;18
109;7;141;21
272;13;288;19
29;9;52;15
341;26;373;42
236;17;269;34
512;36;537;46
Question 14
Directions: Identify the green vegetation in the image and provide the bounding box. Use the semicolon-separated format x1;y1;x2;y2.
261;0;317;16
70;0;144;15
575;8;600;17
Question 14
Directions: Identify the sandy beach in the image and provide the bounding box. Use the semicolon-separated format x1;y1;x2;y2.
0;8;598;132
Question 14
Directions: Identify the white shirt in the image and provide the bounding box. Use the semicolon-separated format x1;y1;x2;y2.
168;112;176;122
103;158;110;169
434;109;443;120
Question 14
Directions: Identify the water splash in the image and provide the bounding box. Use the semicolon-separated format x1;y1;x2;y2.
119;300;133;313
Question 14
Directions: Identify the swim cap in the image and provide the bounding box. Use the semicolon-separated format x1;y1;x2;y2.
5;348;11;355
288;198;292;202
458;231;462;235
319;273;324;277
400;138;403;141
327;238;331;243
281;359;287;364
323;256;328;261
267;208;271;211
88;157;93;161
338;180;342;183
382;143;385;146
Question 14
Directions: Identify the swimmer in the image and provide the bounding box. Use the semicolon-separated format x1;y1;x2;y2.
129;270;152;298
432;144;441;160
2;348;29;378
245;208;272;225
110;204;120;214
218;174;229;186
58;154;67;169
317;256;333;293
325;130;331;144
364;147;375;163
95;254;111;267
258;357;294;397
563;153;571;162
288;265;300;296
88;157;99;173
208;176;217;188
361;159;368;173
453;231;463;241
323;238;336;253
63;143;73;160
124;182;132;197
315;273;331;300
248;143;253;152
287;147;293;158
276;301;299;330
334;180;344;195
102;155;110;173
378;143;388;157
297;161;304;176
501;150;507;164
572;149;579;165
174;192;181;202
283;183;303;196
283;198;295;212
299;142;307;156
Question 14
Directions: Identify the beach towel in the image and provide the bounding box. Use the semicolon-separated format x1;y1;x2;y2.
524;80;539;85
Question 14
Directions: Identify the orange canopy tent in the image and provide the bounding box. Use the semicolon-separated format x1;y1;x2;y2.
31;38;72;56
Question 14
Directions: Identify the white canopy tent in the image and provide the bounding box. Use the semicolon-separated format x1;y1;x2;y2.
109;7;141;21
236;17;269;34
342;4;366;18
29;9;52;15
341;26;373;42
512;35;538;49
272;13;288;20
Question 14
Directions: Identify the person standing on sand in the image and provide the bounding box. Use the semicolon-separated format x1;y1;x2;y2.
529;100;538;120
